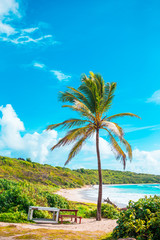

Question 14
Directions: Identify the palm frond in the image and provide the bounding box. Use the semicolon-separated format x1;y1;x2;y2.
99;82;117;115
106;113;141;121
47;119;89;130
58;91;78;103
64;128;94;165
67;86;92;111
90;72;104;98
121;138;132;161
79;74;97;113
103;128;126;169
102;121;124;138
51;125;94;150
62;104;95;121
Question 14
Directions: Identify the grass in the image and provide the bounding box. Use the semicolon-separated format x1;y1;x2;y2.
100;232;114;240
0;225;108;240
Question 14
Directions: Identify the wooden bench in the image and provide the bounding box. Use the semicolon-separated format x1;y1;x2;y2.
27;206;59;224
59;209;82;224
59;214;82;224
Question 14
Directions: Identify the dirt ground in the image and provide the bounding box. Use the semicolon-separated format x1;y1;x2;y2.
0;219;117;240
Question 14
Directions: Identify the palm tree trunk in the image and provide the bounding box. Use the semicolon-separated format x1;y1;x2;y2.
96;128;102;221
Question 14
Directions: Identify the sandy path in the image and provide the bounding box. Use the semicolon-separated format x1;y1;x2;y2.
0;218;117;233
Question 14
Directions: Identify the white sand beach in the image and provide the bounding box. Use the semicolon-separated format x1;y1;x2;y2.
56;186;96;203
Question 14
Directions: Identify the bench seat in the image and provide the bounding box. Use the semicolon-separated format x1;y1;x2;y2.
59;214;82;224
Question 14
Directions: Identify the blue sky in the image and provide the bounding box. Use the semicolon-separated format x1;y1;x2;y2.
0;0;160;174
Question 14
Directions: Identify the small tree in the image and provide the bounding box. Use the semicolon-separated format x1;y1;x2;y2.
47;72;140;220
26;158;32;162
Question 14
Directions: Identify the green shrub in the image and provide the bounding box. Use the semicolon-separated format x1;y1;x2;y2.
0;178;17;190
46;193;69;209
0;187;34;213
33;210;51;219
26;158;32;162
89;203;119;219
113;195;160;240
73;203;96;218
0;211;28;223
101;204;119;219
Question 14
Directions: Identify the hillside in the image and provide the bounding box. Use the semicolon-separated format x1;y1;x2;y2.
0;155;160;223
0;156;160;187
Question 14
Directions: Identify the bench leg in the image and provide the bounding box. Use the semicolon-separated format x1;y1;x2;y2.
53;212;55;221
30;209;33;220
55;211;59;223
28;208;33;221
79;217;82;224
74;214;77;223
27;208;31;221
61;217;63;224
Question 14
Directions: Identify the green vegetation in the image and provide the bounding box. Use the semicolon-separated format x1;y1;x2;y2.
113;196;160;240
0;156;160;187
101;232;113;240
0;178;119;223
89;204;119;219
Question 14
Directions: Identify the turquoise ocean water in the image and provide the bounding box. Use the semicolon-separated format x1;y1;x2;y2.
81;184;160;207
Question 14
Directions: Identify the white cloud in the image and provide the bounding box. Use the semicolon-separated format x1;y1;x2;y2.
0;0;54;46
0;104;25;150
23;130;57;164
32;62;72;81
0;104;57;163
147;90;160;104
123;124;160;133
21;28;38;34
0;0;19;36
0;21;16;35
33;62;46;69
127;148;160;174
3;34;53;45
0;0;20;17
51;70;72;81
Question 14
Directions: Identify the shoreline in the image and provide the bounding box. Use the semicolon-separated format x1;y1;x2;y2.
96;183;159;186
56;185;97;204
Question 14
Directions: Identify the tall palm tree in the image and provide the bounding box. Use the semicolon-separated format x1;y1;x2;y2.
47;72;140;221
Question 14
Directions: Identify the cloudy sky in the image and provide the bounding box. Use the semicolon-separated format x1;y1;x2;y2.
0;0;160;174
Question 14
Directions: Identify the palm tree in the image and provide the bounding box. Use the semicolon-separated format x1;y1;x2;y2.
47;72;140;221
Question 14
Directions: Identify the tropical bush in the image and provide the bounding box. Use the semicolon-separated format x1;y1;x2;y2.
0;211;28;223
0;179;54;221
46;193;69;209
0;184;33;213
113;195;160;240
89;203;119;219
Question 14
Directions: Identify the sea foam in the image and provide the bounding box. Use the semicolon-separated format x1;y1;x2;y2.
80;184;160;207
